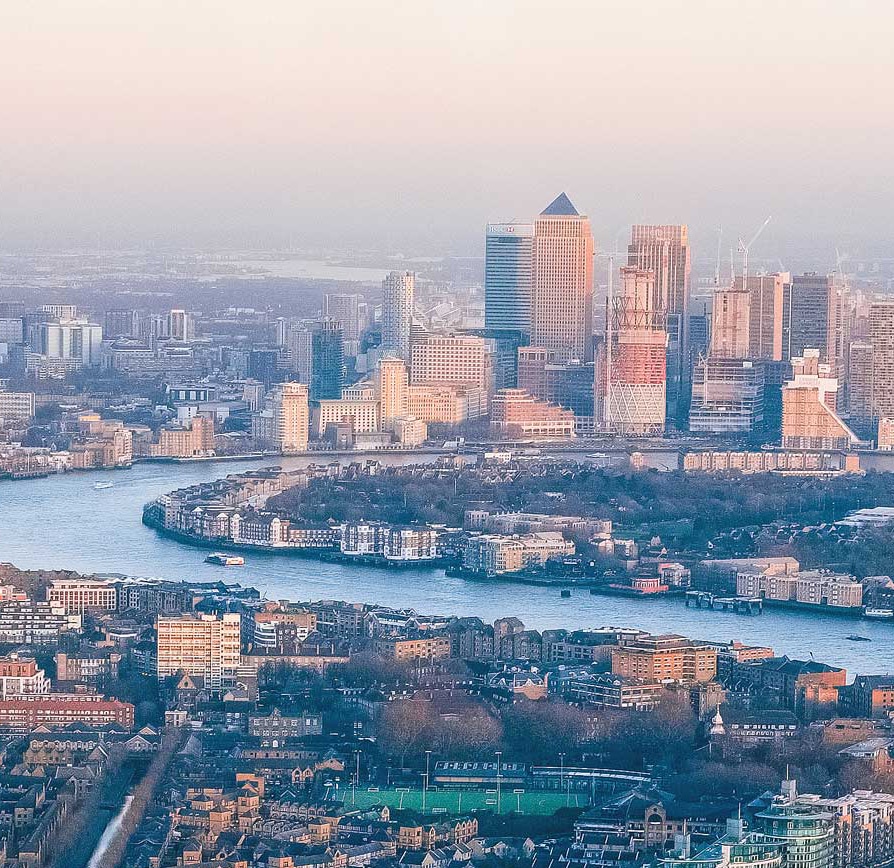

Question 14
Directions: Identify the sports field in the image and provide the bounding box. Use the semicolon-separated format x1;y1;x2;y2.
333;786;585;815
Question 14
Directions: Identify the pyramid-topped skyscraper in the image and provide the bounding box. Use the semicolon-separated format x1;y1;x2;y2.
531;193;594;363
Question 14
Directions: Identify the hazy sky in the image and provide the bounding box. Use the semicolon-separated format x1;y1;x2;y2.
1;0;891;259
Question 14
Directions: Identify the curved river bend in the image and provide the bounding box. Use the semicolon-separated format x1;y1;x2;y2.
1;456;893;675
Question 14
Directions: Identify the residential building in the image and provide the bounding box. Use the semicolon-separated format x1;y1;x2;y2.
531;193;594;362
248;710;323;741
611;634;717;684
312;399;381;438
782;350;858;450
382;271;415;359
0;601;71;645
784;273;849;375
867;301;894;420
150;416;215;458
0;694;134;731
463;532;575;576
0;391;35;422
156;613;242;688
47;579;117;615
406;384;486;424
485;221;535;335
0;657;50;698
373;634;452;662
838;675;894;719
324;293;368;343
566;673;664;711
270;382;309;453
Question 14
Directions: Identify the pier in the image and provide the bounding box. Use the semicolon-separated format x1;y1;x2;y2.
685;590;763;614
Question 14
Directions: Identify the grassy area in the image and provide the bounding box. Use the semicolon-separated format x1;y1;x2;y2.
333;785;585;816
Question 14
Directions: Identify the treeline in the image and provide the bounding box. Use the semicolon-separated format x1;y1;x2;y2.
267;466;894;547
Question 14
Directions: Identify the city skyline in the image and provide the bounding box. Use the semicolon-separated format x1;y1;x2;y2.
1;2;892;258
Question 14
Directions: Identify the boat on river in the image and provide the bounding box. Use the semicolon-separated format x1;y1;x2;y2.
864;608;894;619
205;553;245;566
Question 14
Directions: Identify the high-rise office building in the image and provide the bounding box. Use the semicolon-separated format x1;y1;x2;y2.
741;274;784;360
689;357;765;436
628;225;691;423
271;382;309;453
377;356;409;428
39;320;103;367
517;347;594;418
310;318;345;401
846;340;874;429
324;293;368;343
382;271;415;360
784;274;849;375
531;194;594;363
156;613;242;688
868;301;894;420
104;309;140;339
710;287;751;360
484;222;534;335
409;334;494;396
168;309;194;342
601;266;667;435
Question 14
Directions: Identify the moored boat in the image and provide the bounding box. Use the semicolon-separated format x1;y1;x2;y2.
205;553;245;566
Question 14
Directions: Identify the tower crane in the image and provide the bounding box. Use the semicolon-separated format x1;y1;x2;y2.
737;216;772;287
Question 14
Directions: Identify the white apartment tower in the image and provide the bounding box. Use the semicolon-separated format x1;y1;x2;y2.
382;271;415;360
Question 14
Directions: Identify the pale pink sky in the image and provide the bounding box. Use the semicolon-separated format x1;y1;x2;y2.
0;0;891;255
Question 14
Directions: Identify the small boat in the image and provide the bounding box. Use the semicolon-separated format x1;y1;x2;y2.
560;589;572;598
846;634;872;642
864;608;894;619
205;553;245;566
93;481;114;490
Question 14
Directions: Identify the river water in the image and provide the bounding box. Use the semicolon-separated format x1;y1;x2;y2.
1;455;893;676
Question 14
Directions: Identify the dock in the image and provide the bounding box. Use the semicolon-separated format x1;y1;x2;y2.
685;590;763;614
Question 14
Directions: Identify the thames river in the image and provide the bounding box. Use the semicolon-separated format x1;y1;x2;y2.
1;456;893;675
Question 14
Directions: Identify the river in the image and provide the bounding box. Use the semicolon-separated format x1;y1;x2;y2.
1;455;893;676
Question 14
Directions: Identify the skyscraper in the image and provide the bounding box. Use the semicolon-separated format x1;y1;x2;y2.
531;193;594;363
310;318;345;400
484;222;534;335
381;271;415;360
271;382;309;453
324;293;368;342
602;266;667;435
628;225;691;423
710;287;751;360
784;273;849;375
868;301;894;420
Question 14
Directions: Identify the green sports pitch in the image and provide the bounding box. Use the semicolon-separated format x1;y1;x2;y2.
332;786;585;815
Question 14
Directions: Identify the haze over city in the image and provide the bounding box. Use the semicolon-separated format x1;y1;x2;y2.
2;0;892;259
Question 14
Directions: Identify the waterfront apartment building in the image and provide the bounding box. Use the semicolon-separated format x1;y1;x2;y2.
406;384;487;424
782;350;858;450
490;388;576;439
382;271;415;360
611;634;717;684
485;221;535;335
150;415;215;458
603;266;668;435
156;613;242;688
409;334;495;398
47;579;117;615
628;224;691;423
463;532;576;576
736;569;863;608
252;604;318;651
377;355;409;427
270;382;309;453
312;398;381;438
531;194;594;363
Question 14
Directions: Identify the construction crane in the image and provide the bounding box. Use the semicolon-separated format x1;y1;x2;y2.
737;216;772;287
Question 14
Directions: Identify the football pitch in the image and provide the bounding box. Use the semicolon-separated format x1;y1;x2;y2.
333;785;585;816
